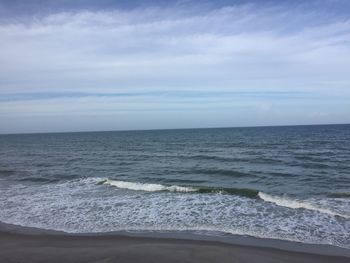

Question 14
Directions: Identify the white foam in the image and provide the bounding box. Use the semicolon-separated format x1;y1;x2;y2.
0;178;349;249
104;179;197;193
258;192;350;219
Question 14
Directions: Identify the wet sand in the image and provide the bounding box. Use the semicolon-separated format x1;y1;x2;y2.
0;225;349;263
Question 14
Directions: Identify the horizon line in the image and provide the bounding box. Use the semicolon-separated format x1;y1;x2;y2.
1;122;349;136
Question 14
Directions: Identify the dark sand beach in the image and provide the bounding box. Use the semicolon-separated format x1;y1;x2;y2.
0;223;349;263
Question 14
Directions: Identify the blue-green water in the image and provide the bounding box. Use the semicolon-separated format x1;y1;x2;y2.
0;124;349;248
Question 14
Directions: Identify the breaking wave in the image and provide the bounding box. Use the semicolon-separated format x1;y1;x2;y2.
102;179;197;193
102;179;259;198
258;192;350;219
102;179;350;219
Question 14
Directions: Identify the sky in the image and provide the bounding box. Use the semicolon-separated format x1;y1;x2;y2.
0;0;350;134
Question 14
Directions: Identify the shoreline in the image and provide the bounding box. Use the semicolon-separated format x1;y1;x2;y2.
1;222;349;262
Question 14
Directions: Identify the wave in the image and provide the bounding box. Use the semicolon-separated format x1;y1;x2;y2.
258;192;350;219
18;177;60;183
101;179;349;218
194;168;250;177
197;187;258;198
0;169;16;176
183;154;236;162
101;179;259;198
327;192;350;198
102;179;197;193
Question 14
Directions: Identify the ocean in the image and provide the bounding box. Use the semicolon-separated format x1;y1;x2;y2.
0;124;349;248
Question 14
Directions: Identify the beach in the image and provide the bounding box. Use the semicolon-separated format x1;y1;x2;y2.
0;222;349;263
1;230;349;263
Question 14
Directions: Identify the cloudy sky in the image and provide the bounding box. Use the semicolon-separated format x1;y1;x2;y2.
1;0;350;133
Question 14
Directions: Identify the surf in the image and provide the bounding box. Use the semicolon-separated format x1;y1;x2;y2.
258;192;350;219
101;179;259;198
101;179;350;219
102;179;197;193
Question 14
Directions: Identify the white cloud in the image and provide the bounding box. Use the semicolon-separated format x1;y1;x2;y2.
0;2;349;132
1;4;350;94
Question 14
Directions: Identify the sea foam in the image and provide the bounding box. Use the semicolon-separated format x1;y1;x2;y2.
103;179;197;193
102;179;259;198
258;192;350;219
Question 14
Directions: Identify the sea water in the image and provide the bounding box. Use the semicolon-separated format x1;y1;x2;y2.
0;124;349;248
